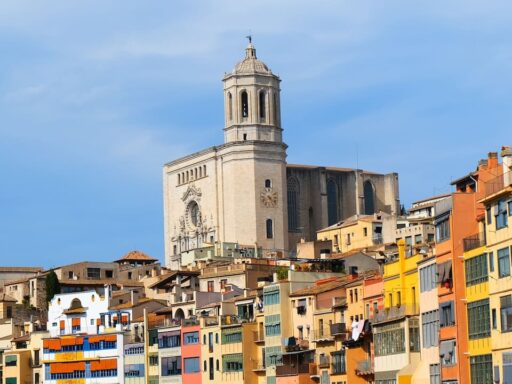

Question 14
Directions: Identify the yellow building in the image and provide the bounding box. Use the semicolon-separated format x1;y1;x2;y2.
462;240;492;383
481;182;512;382
316;214;386;254
373;240;420;384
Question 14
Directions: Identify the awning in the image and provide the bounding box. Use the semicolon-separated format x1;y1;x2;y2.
91;359;117;371
72;318;81;326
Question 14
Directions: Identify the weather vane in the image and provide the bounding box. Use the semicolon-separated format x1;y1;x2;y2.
246;35;252;44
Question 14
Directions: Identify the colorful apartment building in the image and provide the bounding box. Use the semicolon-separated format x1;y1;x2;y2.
373;240;420;384
433;151;502;383
480;148;512;383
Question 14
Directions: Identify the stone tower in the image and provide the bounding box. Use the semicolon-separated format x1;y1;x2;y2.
223;41;282;144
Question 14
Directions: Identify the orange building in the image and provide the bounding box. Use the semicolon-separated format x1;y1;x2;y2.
434;152;502;382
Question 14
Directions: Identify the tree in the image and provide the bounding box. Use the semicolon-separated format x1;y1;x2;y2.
45;270;61;306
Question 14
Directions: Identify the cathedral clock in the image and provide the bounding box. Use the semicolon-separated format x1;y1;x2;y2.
260;188;278;208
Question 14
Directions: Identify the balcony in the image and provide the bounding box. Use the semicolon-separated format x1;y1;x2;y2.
220;315;243;326
318;355;330;368
251;360;266;372
330;323;346;336
253;330;265;343
311;328;334;342
203;317;219;327
463;232;486;252
356;359;373;375
276;363;316;376
373;305;419;324
485;173;506;197
182;318;200;327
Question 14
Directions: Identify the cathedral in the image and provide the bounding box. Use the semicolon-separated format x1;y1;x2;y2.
163;41;400;267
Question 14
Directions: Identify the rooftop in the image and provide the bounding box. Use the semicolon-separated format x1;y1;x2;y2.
114;250;158;263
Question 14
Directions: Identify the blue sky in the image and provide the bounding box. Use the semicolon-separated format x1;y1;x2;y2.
1;1;511;267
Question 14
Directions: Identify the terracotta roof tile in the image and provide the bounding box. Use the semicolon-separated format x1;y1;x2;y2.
115;250;157;263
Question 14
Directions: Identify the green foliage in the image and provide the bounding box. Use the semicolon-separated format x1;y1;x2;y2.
45;270;61;305
276;266;289;281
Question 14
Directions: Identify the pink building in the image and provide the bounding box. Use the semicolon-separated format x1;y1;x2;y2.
181;320;202;384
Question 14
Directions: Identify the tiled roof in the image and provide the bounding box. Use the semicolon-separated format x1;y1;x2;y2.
109;297;166;310
0;293;17;302
0;267;42;273
115;250;157;263
289;279;345;297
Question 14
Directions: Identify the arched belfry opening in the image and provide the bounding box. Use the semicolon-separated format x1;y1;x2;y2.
227;92;233;121
259;91;266;120
241;91;249;118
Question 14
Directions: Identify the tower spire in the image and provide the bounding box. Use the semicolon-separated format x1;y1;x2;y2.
245;36;257;59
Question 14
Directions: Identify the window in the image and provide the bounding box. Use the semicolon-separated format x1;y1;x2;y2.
184;332;199;345
492;308;497;329
227;92;233;121
184;357;200;373
421;310;439;348
420;264;437;292
486;206;492;224
440;301;455;327
5;355;17;367
436;218;450;243
470;354;492;384
429;364;440;384
374;324;405;356
331;351;346;374
327;179;338;226
363;180;375;215
105;270;113;278
265;179;272;188
489;251;495;273
468;299;490;339
222;353;243;372
409;318;420;352
264;287;280;305
363;227;368;237
86;268;101;279
6;306;12;318
501;295;512;333
68;271;73;279
150;355;159;366
266;219;273;239
259;91;266;119
265;314;281;336
158;334;181;348
265;346;283;367
207;281;214;292
287;178;300;231
498;247;511;278
503;352;512;383
440;340;456;366
215;333;219;344
495;199;508;229
465;254;488;286
241;91;249;118
161;356;181;376
222;328;242;344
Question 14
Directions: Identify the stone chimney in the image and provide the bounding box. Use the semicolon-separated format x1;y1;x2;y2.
502;146;512;186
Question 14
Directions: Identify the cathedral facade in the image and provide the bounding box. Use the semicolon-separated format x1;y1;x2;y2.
163;42;400;267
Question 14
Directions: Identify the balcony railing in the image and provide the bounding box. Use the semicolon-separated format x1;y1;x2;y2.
182;318;200;327
373;304;419;324
318;355;330;368
203;317;219;327
251;361;266;371
276;363;316;376
220;315;243;326
463;232;486;252
311;328;334;342
253;330;265;343
485;173;506;197
330;323;346;335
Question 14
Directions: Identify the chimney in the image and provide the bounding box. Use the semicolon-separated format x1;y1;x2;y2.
502;146;512;186
488;152;499;170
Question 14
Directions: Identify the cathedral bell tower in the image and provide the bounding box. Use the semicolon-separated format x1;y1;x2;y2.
223;38;282;143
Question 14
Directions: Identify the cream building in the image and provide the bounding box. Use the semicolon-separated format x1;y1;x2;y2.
163;40;400;267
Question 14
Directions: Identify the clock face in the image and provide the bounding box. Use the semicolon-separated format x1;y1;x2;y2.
260;188;278;208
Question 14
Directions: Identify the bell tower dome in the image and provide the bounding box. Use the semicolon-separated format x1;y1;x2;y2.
223;38;283;143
